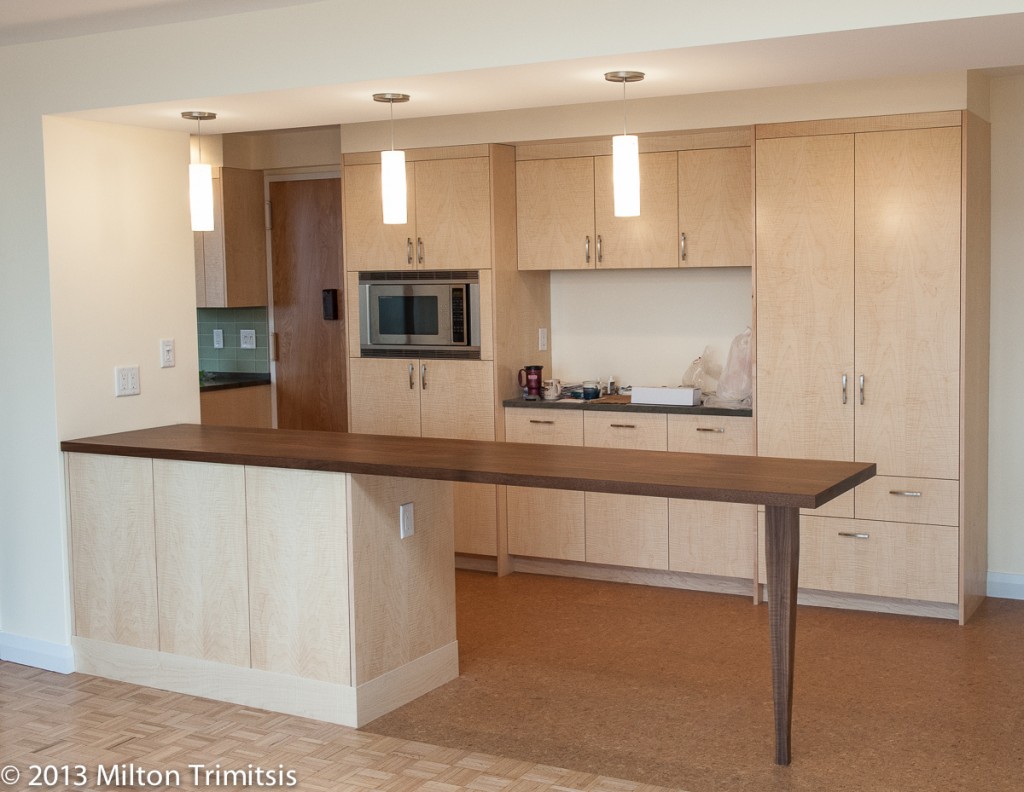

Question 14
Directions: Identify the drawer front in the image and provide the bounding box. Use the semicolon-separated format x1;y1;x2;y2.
667;414;753;455
757;515;958;604
505;408;583;446
855;476;959;527
584;412;667;450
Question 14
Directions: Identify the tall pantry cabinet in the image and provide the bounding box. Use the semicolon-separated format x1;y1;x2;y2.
754;112;990;623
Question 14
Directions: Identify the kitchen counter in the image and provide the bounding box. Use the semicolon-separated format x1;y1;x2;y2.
503;396;752;417
199;371;271;392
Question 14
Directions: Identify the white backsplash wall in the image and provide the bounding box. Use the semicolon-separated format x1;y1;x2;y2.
548;268;752;389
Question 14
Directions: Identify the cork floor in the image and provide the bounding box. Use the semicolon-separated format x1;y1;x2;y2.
365;570;1024;792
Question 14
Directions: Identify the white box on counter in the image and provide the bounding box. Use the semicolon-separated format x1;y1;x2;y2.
630;386;702;406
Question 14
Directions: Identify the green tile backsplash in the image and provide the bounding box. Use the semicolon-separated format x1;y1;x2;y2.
197;307;270;374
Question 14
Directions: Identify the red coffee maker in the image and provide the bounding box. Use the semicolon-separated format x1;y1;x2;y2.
518;365;543;400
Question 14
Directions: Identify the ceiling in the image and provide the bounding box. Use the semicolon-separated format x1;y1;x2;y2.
8;2;1024;134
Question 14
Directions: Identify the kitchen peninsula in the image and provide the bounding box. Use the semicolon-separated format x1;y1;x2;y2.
62;423;873;764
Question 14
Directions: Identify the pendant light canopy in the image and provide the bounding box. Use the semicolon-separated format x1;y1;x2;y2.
604;71;644;217
182;111;217;232
374;93;410;225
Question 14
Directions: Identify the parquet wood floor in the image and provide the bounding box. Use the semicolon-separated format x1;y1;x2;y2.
0;660;682;791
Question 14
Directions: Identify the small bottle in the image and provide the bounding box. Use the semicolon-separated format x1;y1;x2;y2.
607;376;617;396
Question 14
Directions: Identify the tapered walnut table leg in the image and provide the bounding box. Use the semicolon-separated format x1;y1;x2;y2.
764;504;800;766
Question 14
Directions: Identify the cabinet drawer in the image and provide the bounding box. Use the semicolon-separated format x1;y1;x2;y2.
667;414;752;455
584;412;666;450
505;408;583;445
855;476;958;526
757;515;958;604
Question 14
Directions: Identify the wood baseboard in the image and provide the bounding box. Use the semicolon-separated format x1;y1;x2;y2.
756;586;960;620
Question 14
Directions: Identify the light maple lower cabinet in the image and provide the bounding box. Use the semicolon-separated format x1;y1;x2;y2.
200;384;272;428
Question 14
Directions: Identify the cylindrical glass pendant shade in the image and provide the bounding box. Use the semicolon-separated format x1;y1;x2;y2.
612;134;640;217
381;149;408;225
189;163;214;231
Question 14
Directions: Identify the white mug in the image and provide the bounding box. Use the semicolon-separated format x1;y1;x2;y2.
542;379;561;400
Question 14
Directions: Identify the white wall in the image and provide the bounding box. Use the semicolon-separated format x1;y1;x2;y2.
4;2;1024;668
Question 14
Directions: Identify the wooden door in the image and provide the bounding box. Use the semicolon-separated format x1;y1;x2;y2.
419;359;495;440
270;177;347;431
414;157;491;269
348;357;421;437
516;157;595;270
755;135;856;467
678;147;753;268
342;162;416;270
594;151;679;269
854;127;962;478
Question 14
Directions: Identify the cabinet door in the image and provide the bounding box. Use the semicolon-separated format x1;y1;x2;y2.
678;147;752;268
414;157;491;269
348;357;421;436
854;127;961;478
221;167;269;306
419;359;495;440
200;384;272;428
756;135;856;518
343;162;416;270
594;151;679;269
516;157;595;270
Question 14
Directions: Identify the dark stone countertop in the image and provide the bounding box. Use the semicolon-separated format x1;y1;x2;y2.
199;372;272;393
502;396;751;418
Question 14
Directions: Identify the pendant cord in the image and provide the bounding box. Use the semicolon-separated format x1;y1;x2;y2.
622;79;627;135
390;101;395;151
195;117;202;164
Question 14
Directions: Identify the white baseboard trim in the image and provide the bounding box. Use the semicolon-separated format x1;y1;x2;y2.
0;632;74;674
988;572;1024;600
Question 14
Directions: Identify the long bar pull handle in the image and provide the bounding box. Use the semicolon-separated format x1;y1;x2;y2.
408;363;415;390
529;419;555;425
842;373;848;405
585;236;591;263
610;423;636;429
597;234;603;263
680;232;687;261
889;490;923;497
421;363;427;390
696;427;725;433
859;374;865;405
417;237;425;265
838;532;871;539
406;238;413;265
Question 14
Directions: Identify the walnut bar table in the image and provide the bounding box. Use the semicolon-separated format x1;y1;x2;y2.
61;424;875;765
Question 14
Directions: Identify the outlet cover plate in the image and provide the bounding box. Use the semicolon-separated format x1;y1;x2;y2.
240;329;256;349
114;365;140;397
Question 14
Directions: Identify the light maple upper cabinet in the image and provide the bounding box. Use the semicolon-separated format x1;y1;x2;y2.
678;146;753;268
343;156;491;270
516;152;677;269
194;167;268;307
755;112;990;623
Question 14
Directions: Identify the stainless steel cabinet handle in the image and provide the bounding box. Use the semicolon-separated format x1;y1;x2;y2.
406;238;413;265
680;232;687;261
889;490;923;497
610;423;636;429
859;374;865;405
421;363;427;389
407;363;415;390
696;427;725;433
842;373;848;405
597;234;603;263
529;419;554;425
417;237;425;265
585;236;591;263
838;531;870;539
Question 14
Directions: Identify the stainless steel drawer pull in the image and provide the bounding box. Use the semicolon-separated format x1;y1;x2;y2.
696;427;725;433
585;236;591;263
406;238;413;265
838;531;870;539
842;373;848;405
421;363;427;390
597;234;603;263
680;232;687;261
859;373;865;405
529;419;555;425
889;490;923;497
408;363;415;390
417;237;425;265
610;423;636;429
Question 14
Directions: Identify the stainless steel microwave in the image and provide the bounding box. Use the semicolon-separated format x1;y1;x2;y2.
358;270;481;358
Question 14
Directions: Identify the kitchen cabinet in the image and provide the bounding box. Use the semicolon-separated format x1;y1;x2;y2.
200;384;272;428
754;112;990;621
343;156;491;270
516;152;678;270
677;146;753;268
194;167;268;307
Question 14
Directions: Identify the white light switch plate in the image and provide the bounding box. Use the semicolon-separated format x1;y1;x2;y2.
159;339;175;368
400;502;415;539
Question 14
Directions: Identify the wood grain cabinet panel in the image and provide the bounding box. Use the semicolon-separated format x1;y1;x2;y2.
505;407;583;445
516;157;595;270
678;146;753;268
153;459;249;667
666;413;753;455
68;453;158;650
343;161;417;270
200;384;272;428
246;466;351;685
584;411;666;450
419;360;494;441
348;357;422;437
855;476;959;527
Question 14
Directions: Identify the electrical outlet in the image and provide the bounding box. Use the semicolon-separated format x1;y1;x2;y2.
114;365;140;397
538;327;548;352
240;329;256;349
160;339;175;368
213;328;223;349
399;502;415;539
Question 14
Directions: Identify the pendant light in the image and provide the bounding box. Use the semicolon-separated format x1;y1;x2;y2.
604;71;644;217
182;111;217;232
373;93;410;225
